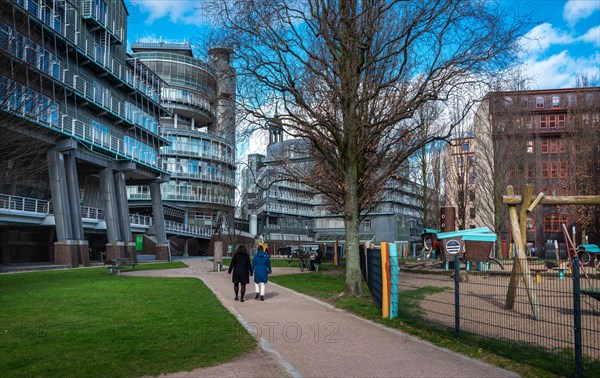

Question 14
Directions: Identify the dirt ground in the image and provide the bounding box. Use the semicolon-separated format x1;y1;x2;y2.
148;348;291;378
399;267;600;360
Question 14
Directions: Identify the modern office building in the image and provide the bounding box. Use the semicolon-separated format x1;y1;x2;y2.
128;42;237;256
241;118;425;255
0;0;171;265
473;87;600;254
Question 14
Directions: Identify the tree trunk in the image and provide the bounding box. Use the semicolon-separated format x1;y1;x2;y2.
344;164;363;296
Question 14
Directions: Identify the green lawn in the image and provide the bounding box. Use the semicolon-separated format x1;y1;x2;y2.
270;271;599;378
0;263;255;378
223;256;338;270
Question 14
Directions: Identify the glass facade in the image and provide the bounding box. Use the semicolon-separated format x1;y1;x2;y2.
129;42;236;229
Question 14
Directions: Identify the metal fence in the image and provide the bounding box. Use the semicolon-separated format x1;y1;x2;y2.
362;248;600;376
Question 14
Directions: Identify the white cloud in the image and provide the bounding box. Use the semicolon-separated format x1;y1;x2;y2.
578;25;600;46
521;50;600;89
129;0;208;26
563;0;600;26
519;23;574;57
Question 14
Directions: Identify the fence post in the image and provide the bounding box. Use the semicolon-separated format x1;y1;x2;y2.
454;254;460;338
572;256;582;377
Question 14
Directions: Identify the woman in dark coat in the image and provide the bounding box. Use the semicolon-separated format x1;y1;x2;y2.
228;245;252;302
252;245;272;301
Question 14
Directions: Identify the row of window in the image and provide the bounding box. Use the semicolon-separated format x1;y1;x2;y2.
504;93;595;109
163;136;234;162
15;0;160;103
161;88;213;114
1;23;160;136
541;161;569;179
0;75;59;125
0;24;61;80
162;158;234;183
16;0;63;33
544;214;568;232
123;136;159;165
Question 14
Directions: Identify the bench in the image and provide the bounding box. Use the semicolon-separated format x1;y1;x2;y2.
105;258;138;275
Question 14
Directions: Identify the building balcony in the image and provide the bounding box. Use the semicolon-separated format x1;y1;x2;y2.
12;1;163;106
81;0;125;44
161;148;235;166
168;172;235;186
0;77;163;171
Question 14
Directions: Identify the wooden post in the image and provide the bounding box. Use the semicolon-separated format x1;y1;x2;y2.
333;239;339;266
504;186;540;319
519;184;535;256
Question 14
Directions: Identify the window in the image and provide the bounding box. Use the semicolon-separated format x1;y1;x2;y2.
463;141;470;151
468;172;476;184
536;96;544;108
540;115;547;128
469;208;476;219
457;156;464;168
544;214;567;232
527;140;534;154
552;95;560;107
542;138;568;154
567;94;576;107
526;162;535;179
541;161;568;178
469;190;476;202
363;220;371;232
557;114;565;128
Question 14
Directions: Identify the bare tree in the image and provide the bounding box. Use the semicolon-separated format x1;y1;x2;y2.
408;103;445;229
208;0;530;295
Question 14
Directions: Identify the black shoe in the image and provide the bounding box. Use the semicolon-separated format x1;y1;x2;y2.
260;296;264;301
240;298;245;302
255;294;259;300
234;297;238;301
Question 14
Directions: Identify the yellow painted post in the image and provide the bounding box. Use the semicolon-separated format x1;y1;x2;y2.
381;242;390;318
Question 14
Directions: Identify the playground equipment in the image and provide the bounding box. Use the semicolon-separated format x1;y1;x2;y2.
501;184;600;320
576;244;600;268
434;227;501;271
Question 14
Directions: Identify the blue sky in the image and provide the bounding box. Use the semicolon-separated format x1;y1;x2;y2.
125;0;600;90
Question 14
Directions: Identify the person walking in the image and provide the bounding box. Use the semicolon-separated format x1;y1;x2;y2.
252;245;272;301
228;245;252;302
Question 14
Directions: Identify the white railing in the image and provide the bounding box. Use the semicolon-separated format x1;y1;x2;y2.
165;220;212;237
14;0;160;102
0;194;48;213
129;213;152;226
1;194;211;238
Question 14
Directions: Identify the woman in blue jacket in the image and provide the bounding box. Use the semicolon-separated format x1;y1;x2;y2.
252;245;272;301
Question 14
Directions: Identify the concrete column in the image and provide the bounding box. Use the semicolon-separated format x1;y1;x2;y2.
213;241;223;271
114;171;132;242
150;181;169;261
100;167;123;259
64;152;83;240
114;171;135;259
47;150;72;241
183;239;189;258
65;152;90;267
48;150;79;267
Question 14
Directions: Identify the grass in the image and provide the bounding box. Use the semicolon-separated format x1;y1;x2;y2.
223;256;335;270
270;270;599;377
116;260;187;272
0;263;255;378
